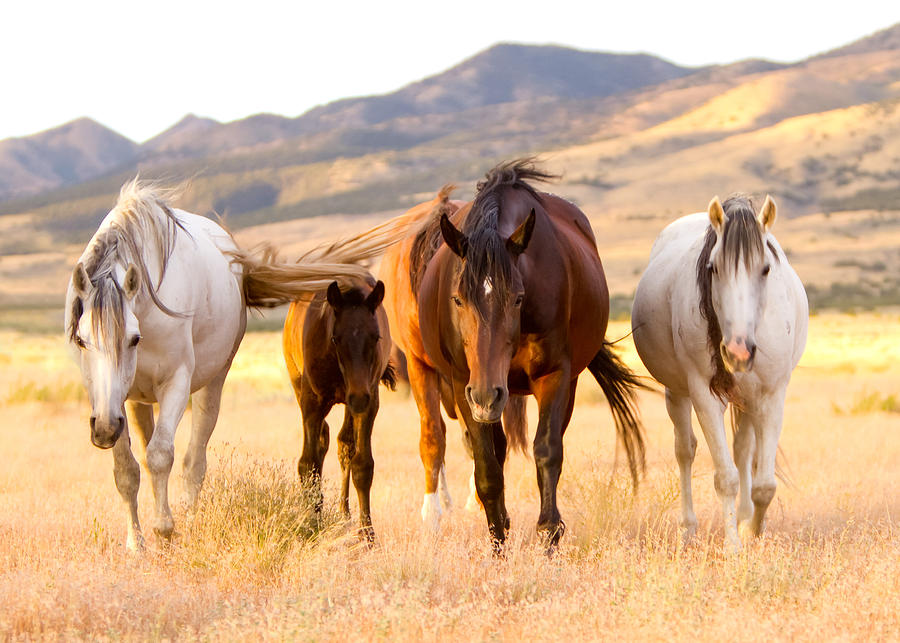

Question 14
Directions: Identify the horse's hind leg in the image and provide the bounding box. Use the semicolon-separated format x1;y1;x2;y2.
126;400;154;458
408;356;448;531
182;366;228;507
732;408;756;530
337;408;355;520
667;389;698;542
112;423;143;551
750;389;787;536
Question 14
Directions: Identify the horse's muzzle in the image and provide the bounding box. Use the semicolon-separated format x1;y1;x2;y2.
720;338;757;373
465;385;507;424
90;415;125;449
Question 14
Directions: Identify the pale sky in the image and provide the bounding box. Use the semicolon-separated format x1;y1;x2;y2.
3;0;899;143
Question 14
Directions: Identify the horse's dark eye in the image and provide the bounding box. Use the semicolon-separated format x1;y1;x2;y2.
514;294;524;307
762;265;771;277
74;336;86;349
129;335;141;348
451;295;463;307
331;336;338;345
708;262;717;276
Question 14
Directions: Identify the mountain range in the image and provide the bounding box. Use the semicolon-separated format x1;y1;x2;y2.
2;23;900;316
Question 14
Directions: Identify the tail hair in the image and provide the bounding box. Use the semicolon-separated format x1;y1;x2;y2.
588;342;648;488
381;361;398;391
503;395;529;455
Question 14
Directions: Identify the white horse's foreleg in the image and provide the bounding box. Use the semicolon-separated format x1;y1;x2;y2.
666;389;698;542
750;390;787;536
690;385;740;552
732;409;756;530
183;367;228;507
112;425;143;551
146;369;191;540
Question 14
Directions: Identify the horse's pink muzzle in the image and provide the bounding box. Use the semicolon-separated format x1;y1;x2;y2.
720;337;756;373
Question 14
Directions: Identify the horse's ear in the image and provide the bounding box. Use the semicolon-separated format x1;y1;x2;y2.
122;264;140;300
440;214;468;258
72;262;90;296
758;195;777;230
708;196;725;232
326;281;344;310
366;281;385;312
507;208;536;256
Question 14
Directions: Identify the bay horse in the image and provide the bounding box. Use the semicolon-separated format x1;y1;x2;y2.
382;160;646;550
631;195;808;550
65;179;425;550
282;278;395;542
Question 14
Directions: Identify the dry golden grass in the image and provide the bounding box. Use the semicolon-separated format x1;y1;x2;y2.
0;314;898;640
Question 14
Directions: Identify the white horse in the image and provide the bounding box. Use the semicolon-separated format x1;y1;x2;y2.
66;180;425;550
631;195;808;550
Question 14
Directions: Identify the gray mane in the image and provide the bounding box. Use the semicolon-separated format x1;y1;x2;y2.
695;195;780;402
68;180;188;361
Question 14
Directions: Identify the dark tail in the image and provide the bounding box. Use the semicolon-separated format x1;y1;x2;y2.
588;342;648;488
502;395;528;455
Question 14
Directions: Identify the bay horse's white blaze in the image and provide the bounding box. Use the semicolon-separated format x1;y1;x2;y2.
67;180;421;551
632;195;807;551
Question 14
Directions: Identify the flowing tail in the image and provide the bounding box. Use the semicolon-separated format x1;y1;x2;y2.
587;342;648;488
503;395;529;455
231;202;437;308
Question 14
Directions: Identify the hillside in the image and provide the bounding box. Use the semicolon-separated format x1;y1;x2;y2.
2;24;900;318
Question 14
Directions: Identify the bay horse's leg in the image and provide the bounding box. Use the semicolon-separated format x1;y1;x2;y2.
732;407;756;530
454;384;507;552
350;392;378;543
112;420;143;551
298;374;332;510
182;365;229;508
749;388;787;536
337;408;355;520
407;356;448;530
689;381;740;551
145;368;192;541
531;367;571;550
666;389;698;543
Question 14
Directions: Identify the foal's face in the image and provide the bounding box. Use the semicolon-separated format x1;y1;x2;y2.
68;263;142;449
327;282;385;414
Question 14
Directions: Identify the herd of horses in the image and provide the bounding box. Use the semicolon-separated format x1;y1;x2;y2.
64;159;808;555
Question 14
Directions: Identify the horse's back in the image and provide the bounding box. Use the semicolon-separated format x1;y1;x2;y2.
632;213;710;394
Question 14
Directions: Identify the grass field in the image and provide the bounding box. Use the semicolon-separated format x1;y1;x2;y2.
0;314;898;640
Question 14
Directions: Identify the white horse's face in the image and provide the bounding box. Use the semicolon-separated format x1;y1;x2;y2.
68;263;142;449
707;196;777;373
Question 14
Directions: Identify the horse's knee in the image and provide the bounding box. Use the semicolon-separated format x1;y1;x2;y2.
146;442;174;476
674;433;697;463
713;468;739;497
350;453;374;490
751;482;777;508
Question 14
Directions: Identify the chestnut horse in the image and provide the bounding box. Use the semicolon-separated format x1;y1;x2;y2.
283;278;395;542
382;160;646;550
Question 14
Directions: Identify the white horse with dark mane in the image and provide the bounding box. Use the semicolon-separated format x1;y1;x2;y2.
66;180;425;550
632;195;808;550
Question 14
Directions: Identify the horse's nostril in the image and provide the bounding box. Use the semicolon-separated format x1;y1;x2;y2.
90;416;97;431
494;387;504;405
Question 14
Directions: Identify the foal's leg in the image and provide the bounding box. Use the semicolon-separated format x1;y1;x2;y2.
298;375;332;509
337;408;355;520
689;381;740;551
732;408;756;530
407;356;448;530
350;393;378;543
112;421;143;551
145;367;192;540
531;367;572;550
749;388;787;536
183;365;229;507
666;389;698;542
